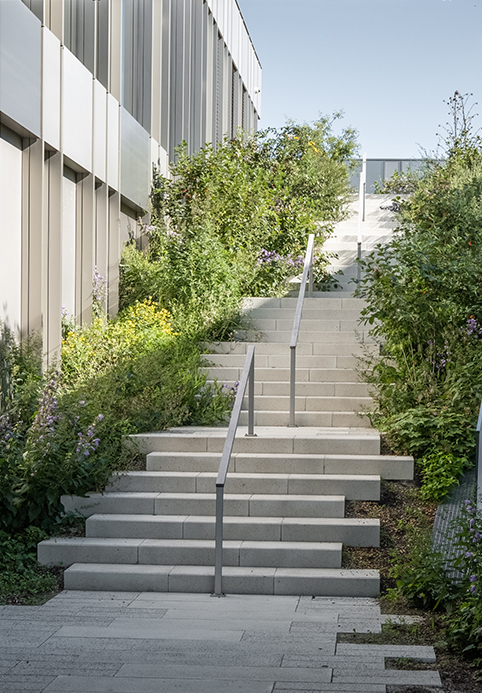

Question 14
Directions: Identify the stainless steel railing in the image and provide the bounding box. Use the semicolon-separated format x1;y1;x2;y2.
213;345;256;597
289;234;314;427
357;153;367;283
476;400;482;508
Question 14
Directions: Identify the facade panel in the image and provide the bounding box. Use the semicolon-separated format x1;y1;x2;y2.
0;0;41;137
42;27;61;151
93;81;107;182
120;108;150;210
0;137;22;333
61;172;77;318
62;48;93;171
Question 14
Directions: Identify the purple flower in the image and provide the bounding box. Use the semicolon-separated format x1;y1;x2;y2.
470;585;476;594
470;575;477;582
97;414;104;421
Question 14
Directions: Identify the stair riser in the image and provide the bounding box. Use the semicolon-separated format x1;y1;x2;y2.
107;473;380;500
240;395;372;413
205;353;365;368
242;297;366;311
62;493;346;519
208;381;371;397
86;515;380;547
247;319;363;332
205;343;378;357
244;309;364;321
39;541;342;569
202;367;363;382
156;496;345;518
135;434;381;456
63;564;380;597
238;411;372;428
146;452;413;480
233;331;374;345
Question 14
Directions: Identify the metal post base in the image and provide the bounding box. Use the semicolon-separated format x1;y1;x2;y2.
245;433;257;437
211;592;226;598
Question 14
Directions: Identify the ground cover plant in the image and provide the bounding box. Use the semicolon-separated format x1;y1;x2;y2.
357;92;482;502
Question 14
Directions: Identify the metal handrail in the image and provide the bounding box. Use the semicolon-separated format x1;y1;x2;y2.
213;345;256;596
357;153;367;282
289;234;314;427
476;400;482;508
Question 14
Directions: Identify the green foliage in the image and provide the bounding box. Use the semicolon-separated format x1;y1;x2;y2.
0;527;57;602
120;224;243;340
126;116;358;313
0;299;235;535
391;530;455;610
418;451;471;503
357;94;482;499
374;168;423;195
443;500;482;665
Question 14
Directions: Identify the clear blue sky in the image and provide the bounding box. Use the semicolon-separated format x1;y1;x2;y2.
237;0;482;158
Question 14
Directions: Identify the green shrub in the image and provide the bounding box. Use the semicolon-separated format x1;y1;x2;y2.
357;95;482;498
0;527;57;602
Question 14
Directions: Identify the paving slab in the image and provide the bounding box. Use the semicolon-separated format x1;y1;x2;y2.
0;591;443;693
43;677;274;692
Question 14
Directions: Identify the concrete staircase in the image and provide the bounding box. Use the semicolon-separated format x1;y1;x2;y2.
323;193;399;291
38;195;413;597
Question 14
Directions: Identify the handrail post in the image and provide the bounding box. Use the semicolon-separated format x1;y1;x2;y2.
357;154;366;283
476;401;482;510
288;233;314;429
247;353;255;436
308;244;314;298
362;152;367;222
213;485;224;597
289;345;296;427
212;345;256;597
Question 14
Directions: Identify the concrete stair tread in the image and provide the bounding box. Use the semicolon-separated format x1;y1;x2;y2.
106;471;380;501
63;562;380;596
38;537;344;569
83;513;380;547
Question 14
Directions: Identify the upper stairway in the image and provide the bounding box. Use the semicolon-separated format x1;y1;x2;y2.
203;294;376;428
38;195;412;598
323;193;399;292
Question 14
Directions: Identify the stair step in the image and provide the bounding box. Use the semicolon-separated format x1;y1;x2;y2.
85;514;380;546
133;426;381;455
232;330;373;345
63;563;380;596
208;380;371;397
146;451;413;479
204;352;366;368
61;492;346;519
242;297;366;310
199;364;359;383
205;342;378;357
38;537;342;569
238;410;372;428
106;471;380;500
242;309;364;321
240;395;372;413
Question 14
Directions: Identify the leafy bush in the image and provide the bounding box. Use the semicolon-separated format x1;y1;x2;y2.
121;116;358;317
0;527;57;602
357;95;482;500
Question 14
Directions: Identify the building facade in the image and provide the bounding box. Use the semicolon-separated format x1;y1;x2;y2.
0;0;261;361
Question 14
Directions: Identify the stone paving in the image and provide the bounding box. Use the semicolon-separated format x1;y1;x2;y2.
0;591;442;692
